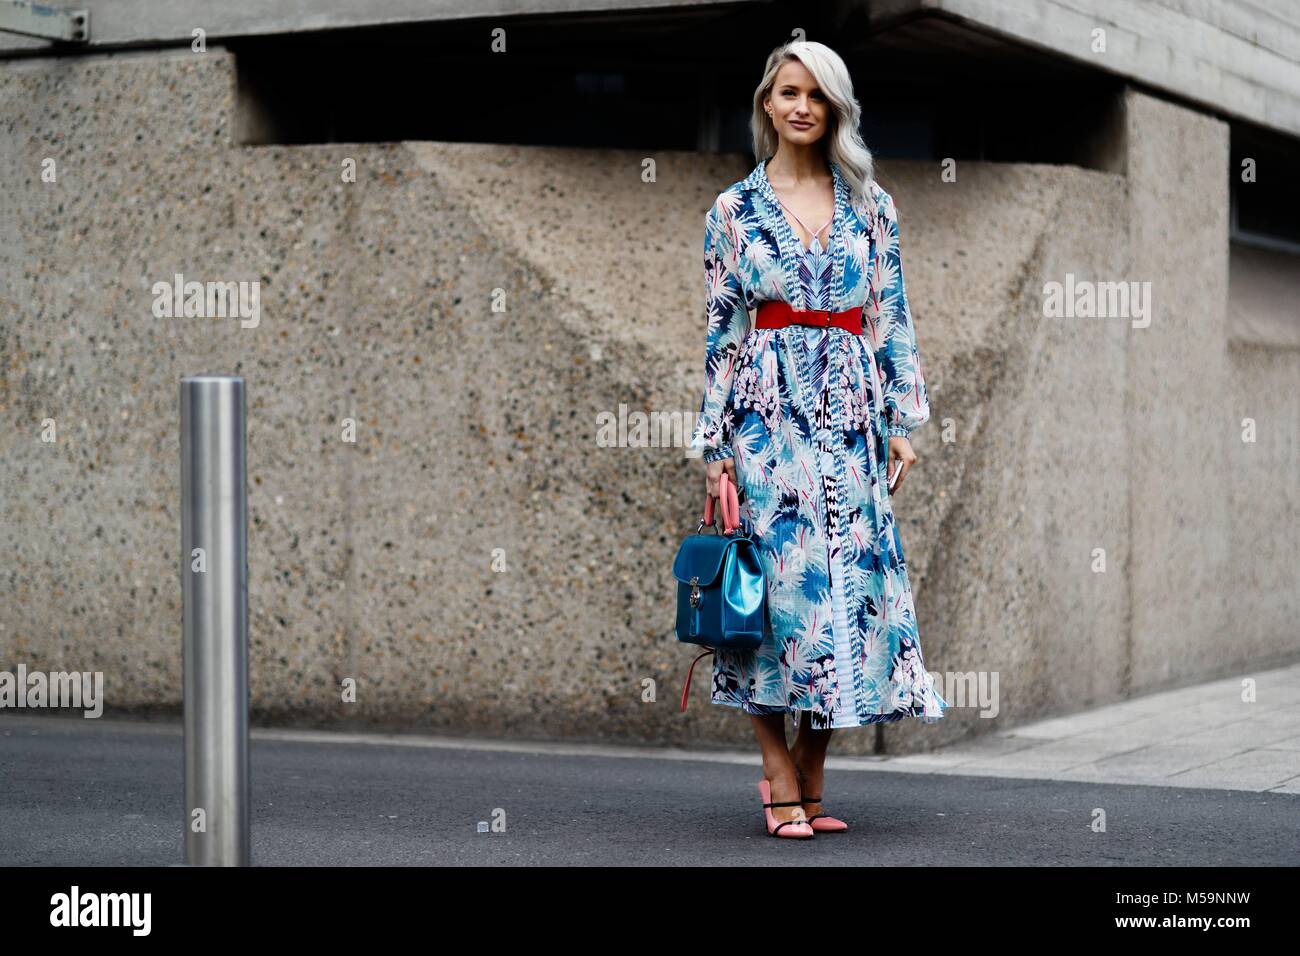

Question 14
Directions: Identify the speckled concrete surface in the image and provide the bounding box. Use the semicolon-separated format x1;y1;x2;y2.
0;51;1295;754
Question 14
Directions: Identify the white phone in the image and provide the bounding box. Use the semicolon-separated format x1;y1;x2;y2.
888;460;901;490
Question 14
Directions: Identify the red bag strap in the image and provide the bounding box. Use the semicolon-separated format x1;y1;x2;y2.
679;649;715;712
700;472;740;534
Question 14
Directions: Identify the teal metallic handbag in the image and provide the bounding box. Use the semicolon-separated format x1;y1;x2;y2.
673;472;771;711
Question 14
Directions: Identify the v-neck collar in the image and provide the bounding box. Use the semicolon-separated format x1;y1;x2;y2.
746;156;850;309
759;158;837;250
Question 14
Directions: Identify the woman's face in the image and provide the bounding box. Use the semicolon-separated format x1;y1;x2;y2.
765;60;830;146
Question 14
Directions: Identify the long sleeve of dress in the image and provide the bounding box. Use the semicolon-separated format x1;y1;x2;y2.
873;190;930;439
691;197;751;462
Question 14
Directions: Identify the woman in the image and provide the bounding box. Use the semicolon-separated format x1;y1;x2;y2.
690;40;948;840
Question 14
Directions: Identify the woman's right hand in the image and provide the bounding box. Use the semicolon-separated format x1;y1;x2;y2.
705;456;737;501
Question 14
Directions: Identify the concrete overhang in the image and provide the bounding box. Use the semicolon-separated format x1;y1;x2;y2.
0;0;749;55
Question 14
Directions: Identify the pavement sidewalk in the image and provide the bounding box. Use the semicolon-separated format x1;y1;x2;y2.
876;662;1300;793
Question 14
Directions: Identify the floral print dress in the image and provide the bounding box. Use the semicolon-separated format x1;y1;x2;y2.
691;157;948;729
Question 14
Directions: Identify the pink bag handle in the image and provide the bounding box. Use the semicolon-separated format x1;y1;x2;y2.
701;471;741;534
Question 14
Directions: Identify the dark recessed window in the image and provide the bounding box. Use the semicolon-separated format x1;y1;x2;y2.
230;7;1126;174
1231;123;1300;254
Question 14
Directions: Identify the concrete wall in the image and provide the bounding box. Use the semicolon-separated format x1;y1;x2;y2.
1;51;1296;753
1124;92;1233;689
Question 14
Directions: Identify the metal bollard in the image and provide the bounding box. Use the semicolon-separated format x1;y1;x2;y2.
180;375;250;866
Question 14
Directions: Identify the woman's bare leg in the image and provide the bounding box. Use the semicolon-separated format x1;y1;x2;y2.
789;710;833;818
748;712;804;825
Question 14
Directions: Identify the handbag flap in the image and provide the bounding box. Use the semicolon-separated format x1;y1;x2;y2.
672;533;747;586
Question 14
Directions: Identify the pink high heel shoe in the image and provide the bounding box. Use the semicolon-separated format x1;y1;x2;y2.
800;793;849;832
795;767;848;832
757;779;814;839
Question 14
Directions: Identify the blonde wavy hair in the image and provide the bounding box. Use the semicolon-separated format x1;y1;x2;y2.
750;40;875;210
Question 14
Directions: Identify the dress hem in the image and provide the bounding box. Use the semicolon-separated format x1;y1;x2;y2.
709;693;948;729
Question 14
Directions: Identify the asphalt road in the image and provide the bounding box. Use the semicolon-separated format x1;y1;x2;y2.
2;715;1297;866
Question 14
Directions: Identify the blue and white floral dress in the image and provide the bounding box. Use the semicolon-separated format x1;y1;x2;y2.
691;157;948;729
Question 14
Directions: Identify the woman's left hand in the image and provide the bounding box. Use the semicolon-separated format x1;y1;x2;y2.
887;436;917;494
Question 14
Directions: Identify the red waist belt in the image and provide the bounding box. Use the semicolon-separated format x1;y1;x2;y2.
754;300;863;334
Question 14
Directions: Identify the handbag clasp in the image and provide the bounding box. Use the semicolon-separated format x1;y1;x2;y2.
689;576;701;608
